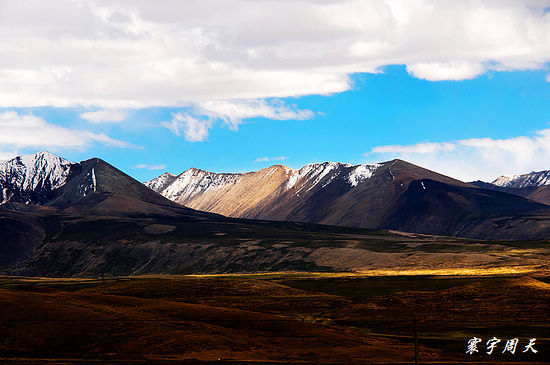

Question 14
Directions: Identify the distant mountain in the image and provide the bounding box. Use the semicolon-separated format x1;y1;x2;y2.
147;159;550;238
470;169;550;205
0;151;175;209
492;170;550;188
0;151;75;204
145;160;465;226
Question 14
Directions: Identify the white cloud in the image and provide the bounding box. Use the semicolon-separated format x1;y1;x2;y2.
196;100;314;130
163;100;313;141
0;111;135;152
1;0;550;109
367;129;550;182
372;142;456;154
80;108;128;123
546;74;550;82
406;61;485;81
255;156;288;163
135;163;166;170
161;113;214;142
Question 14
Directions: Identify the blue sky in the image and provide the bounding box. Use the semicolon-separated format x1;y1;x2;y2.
4;64;550;182
1;1;550;182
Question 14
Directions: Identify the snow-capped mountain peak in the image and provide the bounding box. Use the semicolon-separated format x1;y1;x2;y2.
492;170;550;188
0;151;75;204
160;168;242;202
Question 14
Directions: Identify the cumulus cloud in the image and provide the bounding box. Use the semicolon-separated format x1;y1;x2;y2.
255;156;288;163
367;129;550;182
80;109;128;123
161;113;214;142
163;100;313;141
0;111;135;153
1;0;550;109
135;163;166;170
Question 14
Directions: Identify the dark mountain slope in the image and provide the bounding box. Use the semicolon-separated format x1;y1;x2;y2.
0;204;49;268
471;180;550;205
238;159;471;228
382;179;550;239
48;158;178;208
526;185;550;204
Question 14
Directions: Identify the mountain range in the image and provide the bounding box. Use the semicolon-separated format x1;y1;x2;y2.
145;159;550;238
1;151;549;277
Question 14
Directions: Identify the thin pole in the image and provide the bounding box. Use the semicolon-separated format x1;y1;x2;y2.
414;316;419;365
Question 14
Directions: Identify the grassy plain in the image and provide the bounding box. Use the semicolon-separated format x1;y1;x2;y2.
0;272;548;364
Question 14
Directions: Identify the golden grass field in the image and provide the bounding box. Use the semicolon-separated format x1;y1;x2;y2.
0;271;548;364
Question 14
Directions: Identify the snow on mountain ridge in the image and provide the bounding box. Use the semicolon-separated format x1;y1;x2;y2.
161;168;242;202
146;161;385;201
492;170;550;188
285;161;353;191
348;163;381;187
286;161;382;191
144;172;176;193
0;151;75;204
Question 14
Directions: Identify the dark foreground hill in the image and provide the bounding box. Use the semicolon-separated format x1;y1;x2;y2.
1;188;549;277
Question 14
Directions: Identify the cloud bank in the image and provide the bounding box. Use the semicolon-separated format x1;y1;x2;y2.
368;129;550;181
163;100;313;141
0;111;135;159
1;0;550;108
